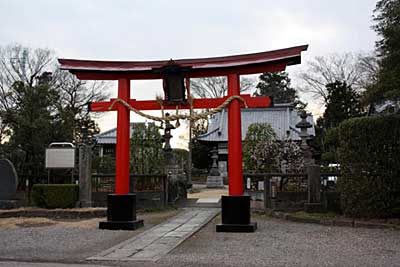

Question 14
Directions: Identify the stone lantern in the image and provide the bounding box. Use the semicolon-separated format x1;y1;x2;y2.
296;111;312;140
296;111;323;213
162;113;175;153
206;147;224;188
161;114;188;202
295;111;314;166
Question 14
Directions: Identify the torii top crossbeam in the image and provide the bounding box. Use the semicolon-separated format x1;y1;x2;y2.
59;45;307;80
58;45;308;196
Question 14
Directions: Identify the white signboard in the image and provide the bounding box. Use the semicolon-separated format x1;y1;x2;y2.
45;148;75;169
258;181;264;191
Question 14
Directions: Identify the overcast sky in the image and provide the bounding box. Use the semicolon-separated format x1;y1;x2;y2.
0;0;378;147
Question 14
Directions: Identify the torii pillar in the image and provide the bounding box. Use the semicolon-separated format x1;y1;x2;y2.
58;45;308;232
216;73;255;232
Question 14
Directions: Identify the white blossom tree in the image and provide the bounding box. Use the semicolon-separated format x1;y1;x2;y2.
243;123;304;174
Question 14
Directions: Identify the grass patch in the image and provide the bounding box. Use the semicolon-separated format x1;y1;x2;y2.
292;211;338;220
137;205;178;213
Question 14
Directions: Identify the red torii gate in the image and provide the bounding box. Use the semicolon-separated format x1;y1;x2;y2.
59;45;307;232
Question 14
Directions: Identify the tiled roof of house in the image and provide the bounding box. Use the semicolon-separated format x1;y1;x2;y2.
95;122;155;144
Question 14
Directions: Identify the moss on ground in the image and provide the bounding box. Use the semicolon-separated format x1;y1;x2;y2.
137;205;178;213
291;211;338;220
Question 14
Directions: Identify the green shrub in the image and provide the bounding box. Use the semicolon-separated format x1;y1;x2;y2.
321;127;340;165
323;192;341;213
92;155;115;173
337;115;400;218
32;184;79;209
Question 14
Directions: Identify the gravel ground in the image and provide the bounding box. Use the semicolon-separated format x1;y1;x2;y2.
187;184;228;199
0;209;179;263
158;214;400;267
0;262;109;267
1;212;399;267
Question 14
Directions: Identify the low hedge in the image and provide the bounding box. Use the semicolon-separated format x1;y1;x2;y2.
337;114;400;218
32;184;79;209
323;191;341;214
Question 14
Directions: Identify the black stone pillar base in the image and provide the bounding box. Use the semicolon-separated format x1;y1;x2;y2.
216;195;257;232
99;194;144;230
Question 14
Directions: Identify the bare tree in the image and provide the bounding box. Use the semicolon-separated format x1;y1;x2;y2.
0;44;54;113
0;44;110;143
357;53;379;89
299;52;378;103
52;69;109;119
190;76;254;98
0;45;55;144
52;69;110;141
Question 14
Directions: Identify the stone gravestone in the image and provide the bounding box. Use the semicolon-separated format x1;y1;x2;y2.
0;159;18;209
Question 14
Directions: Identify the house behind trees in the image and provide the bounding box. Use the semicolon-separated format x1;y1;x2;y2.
197;103;315;177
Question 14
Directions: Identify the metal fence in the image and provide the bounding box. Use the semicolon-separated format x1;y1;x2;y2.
243;172;341;210
91;173;167;193
244;173;307;195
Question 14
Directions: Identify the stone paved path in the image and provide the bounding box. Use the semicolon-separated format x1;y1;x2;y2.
88;208;219;262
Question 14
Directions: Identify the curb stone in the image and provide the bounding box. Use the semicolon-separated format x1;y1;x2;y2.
271;211;400;230
333;219;354;227
286;214;320;224
0;208;107;219
319;219;334;226
354;221;393;229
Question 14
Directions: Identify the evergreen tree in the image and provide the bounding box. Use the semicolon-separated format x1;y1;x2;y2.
191;119;212;169
254;71;307;110
370;0;400;101
317;81;362;165
322;81;362;129
0;44;109;181
130;123;164;174
2;81;59;177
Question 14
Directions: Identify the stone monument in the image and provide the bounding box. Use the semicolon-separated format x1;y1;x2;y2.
78;125;95;208
206;147;224;188
295;111;323;213
78;144;93;207
0;159;18;209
